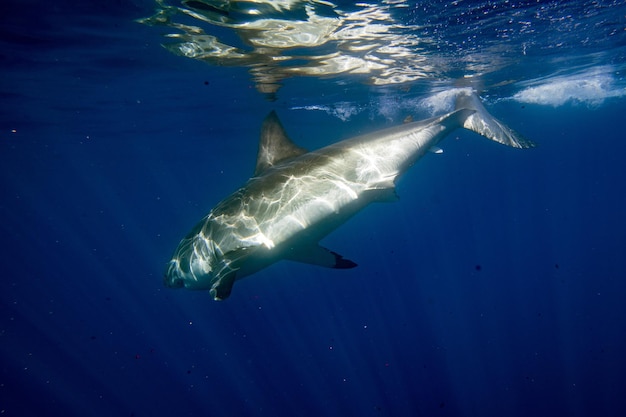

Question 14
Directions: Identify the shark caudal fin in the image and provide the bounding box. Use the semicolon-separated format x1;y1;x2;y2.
455;90;535;149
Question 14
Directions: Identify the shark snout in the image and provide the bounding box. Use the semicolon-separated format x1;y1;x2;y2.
164;261;185;288
164;274;184;288
163;257;216;290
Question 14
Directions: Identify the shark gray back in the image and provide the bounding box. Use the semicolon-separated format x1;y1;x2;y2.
164;89;533;300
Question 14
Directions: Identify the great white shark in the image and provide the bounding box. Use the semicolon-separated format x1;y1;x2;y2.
164;89;534;300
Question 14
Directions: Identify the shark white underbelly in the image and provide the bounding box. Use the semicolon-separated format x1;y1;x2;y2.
164;89;534;300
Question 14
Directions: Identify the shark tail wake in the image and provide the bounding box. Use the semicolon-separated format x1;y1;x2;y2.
456;90;535;149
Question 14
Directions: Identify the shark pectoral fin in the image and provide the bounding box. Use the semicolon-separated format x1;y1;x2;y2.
210;271;237;301
285;245;357;269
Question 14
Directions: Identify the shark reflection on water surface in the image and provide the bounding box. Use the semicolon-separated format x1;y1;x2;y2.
140;0;447;97
164;89;534;300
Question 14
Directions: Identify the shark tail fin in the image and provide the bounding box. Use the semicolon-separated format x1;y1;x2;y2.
455;89;536;149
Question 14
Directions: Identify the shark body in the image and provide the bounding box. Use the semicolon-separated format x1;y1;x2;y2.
165;90;533;300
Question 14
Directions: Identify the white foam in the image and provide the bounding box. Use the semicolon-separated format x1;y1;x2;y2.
417;88;472;115
371;95;406;121
370;87;479;121
512;68;626;107
292;102;363;121
295;88;476;123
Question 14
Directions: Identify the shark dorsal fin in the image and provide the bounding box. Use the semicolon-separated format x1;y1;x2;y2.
255;111;307;175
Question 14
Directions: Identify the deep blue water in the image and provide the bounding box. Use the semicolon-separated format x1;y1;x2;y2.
2;1;626;416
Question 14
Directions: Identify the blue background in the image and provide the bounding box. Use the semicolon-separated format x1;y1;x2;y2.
2;1;625;416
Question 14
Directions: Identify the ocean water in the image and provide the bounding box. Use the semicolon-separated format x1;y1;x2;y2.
2;0;626;416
